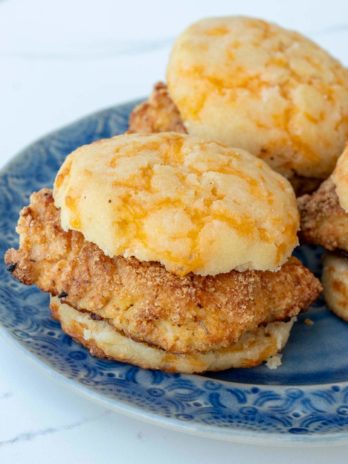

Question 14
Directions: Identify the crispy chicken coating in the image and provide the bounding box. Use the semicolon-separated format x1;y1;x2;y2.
5;189;321;354
128;82;186;135
298;178;348;251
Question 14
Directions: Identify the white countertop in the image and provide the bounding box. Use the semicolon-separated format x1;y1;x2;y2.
2;0;348;461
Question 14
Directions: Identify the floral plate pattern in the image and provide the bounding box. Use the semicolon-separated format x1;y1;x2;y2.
1;101;348;445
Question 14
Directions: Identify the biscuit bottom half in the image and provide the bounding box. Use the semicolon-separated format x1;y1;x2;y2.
50;296;294;374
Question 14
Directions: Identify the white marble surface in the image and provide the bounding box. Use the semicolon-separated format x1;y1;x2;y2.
2;0;348;461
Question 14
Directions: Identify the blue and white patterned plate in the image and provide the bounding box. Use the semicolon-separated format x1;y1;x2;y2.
2;101;348;445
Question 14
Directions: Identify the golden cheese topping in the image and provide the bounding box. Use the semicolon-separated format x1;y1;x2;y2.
53;132;299;276
167;16;348;180
332;145;348;212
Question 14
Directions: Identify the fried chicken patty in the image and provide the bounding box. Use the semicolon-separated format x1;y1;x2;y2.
129;82;187;135
298;178;348;251
129;83;322;195
5;189;321;354
50;296;295;373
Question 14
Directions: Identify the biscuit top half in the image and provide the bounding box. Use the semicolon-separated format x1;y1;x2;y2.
167;16;348;180
54;132;299;276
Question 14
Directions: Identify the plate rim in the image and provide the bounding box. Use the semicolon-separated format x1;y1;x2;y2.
2;325;348;447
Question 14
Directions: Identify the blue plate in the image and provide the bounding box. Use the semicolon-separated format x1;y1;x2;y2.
1;101;348;445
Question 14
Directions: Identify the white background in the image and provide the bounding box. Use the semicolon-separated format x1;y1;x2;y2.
1;0;348;462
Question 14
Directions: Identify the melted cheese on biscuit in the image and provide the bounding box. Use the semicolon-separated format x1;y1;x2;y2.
167;17;348;179
54;132;298;276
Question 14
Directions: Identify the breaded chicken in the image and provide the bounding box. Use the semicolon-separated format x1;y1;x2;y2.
298;178;348;251
128;83;321;195
5;189;321;354
129;82;186;135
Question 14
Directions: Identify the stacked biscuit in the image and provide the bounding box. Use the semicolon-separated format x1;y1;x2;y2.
5;133;321;372
8;15;348;373
130;17;348;195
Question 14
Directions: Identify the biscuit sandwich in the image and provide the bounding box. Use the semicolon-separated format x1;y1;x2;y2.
5;132;321;373
299;146;348;321
129;17;348;195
